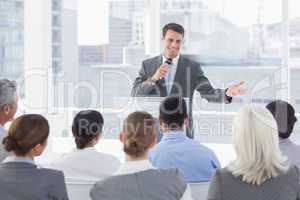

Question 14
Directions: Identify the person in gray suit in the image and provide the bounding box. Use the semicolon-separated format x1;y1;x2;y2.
0;114;69;200
207;105;300;200
131;23;245;138
0;79;18;162
90;111;193;200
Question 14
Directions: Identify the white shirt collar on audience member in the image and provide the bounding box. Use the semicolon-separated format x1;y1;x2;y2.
2;156;35;165
72;146;96;152
0;124;6;135
115;159;154;175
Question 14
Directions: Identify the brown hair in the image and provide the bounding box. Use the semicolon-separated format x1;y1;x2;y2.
162;23;185;38
123;111;156;157
3;114;49;156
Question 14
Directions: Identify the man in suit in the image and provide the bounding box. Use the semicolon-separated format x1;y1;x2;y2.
131;23;245;138
0;79;18;161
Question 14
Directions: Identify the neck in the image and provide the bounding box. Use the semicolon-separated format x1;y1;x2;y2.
0;115;7;126
162;127;184;133
125;154;148;162
15;153;34;160
163;53;178;60
84;143;95;148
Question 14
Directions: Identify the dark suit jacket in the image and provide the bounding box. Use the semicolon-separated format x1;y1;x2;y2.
131;55;230;102
131;55;231;137
0;162;69;200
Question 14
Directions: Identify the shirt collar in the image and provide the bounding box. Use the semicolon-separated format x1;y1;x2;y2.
0;124;5;135
115;160;154;175
2;156;35;165
73;147;96;152
279;138;293;144
162;53;180;67
161;130;186;141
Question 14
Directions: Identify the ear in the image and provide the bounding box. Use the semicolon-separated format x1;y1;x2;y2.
184;116;189;127
2;104;10;115
31;143;44;156
93;134;101;144
149;132;157;149
119;131;124;143
159;119;163;128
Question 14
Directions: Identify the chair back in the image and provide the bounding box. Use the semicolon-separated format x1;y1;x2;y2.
66;180;95;200
189;182;210;200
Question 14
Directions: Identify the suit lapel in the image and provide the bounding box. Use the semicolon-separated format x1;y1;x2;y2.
171;56;186;95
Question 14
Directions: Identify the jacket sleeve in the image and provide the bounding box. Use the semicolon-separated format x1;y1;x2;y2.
207;170;222;200
194;64;232;103
49;171;69;200
131;61;159;96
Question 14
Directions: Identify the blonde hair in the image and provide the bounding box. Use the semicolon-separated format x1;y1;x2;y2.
227;104;289;185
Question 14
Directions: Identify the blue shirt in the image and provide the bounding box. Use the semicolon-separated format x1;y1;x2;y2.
162;54;179;95
149;131;221;182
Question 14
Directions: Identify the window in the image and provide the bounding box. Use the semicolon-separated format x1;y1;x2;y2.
5;0;300;165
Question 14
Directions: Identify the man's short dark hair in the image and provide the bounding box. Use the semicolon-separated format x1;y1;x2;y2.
266;100;297;139
159;96;187;129
162;23;184;38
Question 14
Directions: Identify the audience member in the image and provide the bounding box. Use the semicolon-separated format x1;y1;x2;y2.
207;104;300;200
0;79;18;162
90;111;193;200
0;114;69;200
266;100;300;168
51;110;120;181
149;96;220;182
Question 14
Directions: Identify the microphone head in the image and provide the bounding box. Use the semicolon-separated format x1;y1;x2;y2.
165;58;172;65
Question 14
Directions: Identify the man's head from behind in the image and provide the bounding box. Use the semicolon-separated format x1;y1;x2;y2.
266;100;297;139
162;23;184;59
0;79;18;124
159;96;188;131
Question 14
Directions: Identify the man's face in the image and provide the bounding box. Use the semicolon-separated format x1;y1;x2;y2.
162;29;183;59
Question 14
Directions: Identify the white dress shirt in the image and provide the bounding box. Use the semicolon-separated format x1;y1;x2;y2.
116;159;193;200
51;147;120;181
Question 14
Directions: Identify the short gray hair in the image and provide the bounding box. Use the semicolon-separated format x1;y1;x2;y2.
0;79;17;108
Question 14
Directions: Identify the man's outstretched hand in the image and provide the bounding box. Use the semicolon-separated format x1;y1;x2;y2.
226;81;246;97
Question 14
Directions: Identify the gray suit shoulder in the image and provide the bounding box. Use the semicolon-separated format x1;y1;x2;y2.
180;55;201;67
142;55;161;66
38;167;65;181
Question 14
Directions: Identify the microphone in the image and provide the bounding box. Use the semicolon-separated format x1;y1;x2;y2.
159;58;173;80
165;58;172;65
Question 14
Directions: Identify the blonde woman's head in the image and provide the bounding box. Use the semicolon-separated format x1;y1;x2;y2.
228;104;289;185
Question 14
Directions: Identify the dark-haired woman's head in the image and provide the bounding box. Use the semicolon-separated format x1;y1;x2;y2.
159;96;188;131
3;114;49;157
121;111;156;159
72;110;104;149
266;100;297;139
